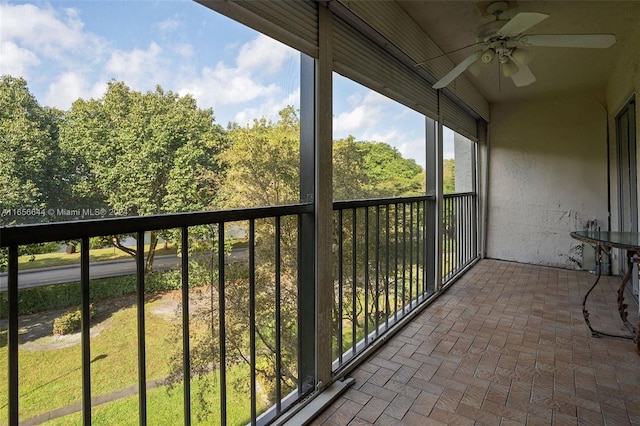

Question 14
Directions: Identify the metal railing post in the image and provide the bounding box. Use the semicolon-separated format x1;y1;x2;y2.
8;245;19;425
81;237;91;425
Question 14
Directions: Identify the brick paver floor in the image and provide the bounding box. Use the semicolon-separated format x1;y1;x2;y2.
313;259;640;425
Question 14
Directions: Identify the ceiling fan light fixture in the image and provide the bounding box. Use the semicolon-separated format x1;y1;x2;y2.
467;59;485;76
481;48;495;63
511;47;535;65
501;60;519;77
430;5;615;90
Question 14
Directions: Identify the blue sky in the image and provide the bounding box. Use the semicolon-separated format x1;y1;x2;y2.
1;0;454;166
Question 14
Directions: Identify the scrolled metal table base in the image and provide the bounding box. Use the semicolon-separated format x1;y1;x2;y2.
582;245;637;343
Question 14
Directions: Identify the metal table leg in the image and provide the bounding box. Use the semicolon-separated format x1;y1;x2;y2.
582;244;635;340
582;244;604;337
616;250;638;336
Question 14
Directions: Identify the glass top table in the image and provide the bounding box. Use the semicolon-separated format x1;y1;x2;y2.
571;230;640;251
570;231;640;355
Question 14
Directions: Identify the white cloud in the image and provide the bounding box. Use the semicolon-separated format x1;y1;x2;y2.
365;128;401;144
346;92;363;106
362;90;392;105
236;34;296;75
157;17;180;33
103;43;168;91
172;43;194;59
397;138;426;168
43;72;106;109
0;3;108;108
334;89;395;134
333;104;382;133
0;41;40;77
176;34;298;113
1;2;299;122
178;63;281;108
0;3;104;65
334;87;428;166
233;87;300;125
443;128;455;159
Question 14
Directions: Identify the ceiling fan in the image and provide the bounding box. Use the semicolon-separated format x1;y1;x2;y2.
430;1;616;89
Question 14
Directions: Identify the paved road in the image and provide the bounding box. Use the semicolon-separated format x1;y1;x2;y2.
0;249;247;291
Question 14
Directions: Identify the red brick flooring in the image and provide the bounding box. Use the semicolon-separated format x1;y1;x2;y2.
313;259;640;425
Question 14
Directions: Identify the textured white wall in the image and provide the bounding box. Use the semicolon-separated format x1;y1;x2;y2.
486;95;609;268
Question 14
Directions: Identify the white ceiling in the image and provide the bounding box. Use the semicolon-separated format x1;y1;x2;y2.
397;0;640;103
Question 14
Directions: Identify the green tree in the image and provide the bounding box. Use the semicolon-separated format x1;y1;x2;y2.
333;136;370;201
167;107;302;416
59;81;226;273
360;141;423;197
443;158;455;194
333;137;424;200
332;137;425;353
0;75;68;222
0;76;70;270
219;106;300;207
219;106;301;395
169;108;429;412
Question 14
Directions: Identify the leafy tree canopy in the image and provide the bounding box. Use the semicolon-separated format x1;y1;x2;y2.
58;81;227;272
219;106;300;208
334;136;424;200
59;81;226;215
0;75;68;217
219;109;426;207
443;158;455;194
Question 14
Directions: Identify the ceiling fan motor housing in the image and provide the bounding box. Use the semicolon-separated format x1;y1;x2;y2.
477;1;511;41
476;20;509;43
486;1;509;16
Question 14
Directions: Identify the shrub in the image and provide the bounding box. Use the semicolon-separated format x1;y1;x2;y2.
21;242;61;256
0;268;202;320
53;305;96;335
147;269;182;292
89;236;112;250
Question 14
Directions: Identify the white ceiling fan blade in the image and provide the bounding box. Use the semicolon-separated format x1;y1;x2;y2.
510;64;536;87
520;34;616;48
498;12;549;37
432;52;479;89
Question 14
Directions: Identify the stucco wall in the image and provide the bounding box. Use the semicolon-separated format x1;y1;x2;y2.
486;95;609;268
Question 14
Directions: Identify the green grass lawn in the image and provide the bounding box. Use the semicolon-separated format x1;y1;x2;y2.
17;244;178;271
16;238;248;271
44;365;256;425
0;298;176;423
0;294;263;425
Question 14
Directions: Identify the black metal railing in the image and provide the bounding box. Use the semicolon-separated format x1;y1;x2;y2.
331;196;434;371
443;192;478;284
1;193;478;424
331;193;478;371
0;204;312;426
